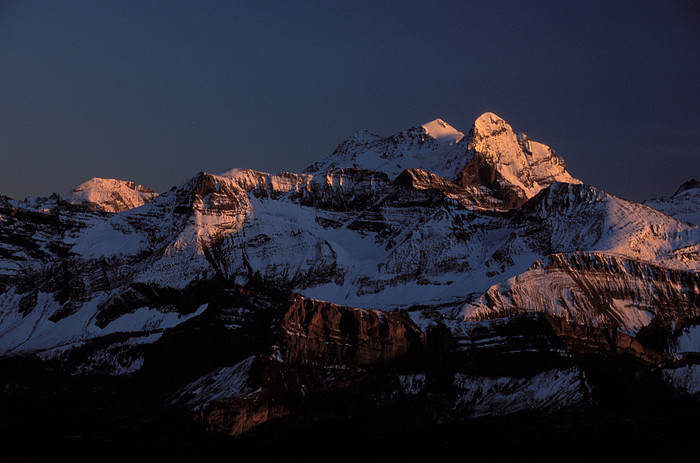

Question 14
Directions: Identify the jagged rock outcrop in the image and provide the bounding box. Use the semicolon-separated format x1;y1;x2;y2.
455;112;581;208
281;296;425;367
306;113;580;209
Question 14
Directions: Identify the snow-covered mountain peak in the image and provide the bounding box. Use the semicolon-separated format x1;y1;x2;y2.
421;118;464;144
65;177;158;212
301;112;581;209
453;112;581;207
473;112;510;137
303;118;469;179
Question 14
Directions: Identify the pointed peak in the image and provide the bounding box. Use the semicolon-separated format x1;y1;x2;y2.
674;178;700;196
475;112;507;124
473;112;511;136
421;118;464;144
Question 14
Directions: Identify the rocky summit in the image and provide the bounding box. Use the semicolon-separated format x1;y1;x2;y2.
0;113;698;460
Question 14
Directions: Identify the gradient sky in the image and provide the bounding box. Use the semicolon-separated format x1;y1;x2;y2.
1;0;699;202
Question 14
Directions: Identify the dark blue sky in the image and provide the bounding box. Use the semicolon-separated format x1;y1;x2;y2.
1;0;699;202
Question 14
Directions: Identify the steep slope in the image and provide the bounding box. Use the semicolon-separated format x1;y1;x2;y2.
0;171;253;357
458;251;699;332
456;182;700;331
643;179;700;226
456;112;580;207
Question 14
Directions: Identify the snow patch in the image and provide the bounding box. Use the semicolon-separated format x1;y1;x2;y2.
421;118;464;144
101;303;209;334
172;355;259;409
453;368;586;416
663;364;700;396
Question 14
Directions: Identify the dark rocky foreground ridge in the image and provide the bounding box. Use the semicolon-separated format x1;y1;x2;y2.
1;286;698;461
0;113;698;460
2;286;698;461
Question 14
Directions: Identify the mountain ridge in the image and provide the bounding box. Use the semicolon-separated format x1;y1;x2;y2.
643;178;700;226
0;111;698;454
304;113;580;209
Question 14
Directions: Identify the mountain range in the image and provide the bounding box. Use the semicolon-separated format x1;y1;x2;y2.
1;112;698;460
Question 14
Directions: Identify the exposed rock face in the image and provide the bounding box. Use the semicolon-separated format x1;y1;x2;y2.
459;251;700;333
0;113;698;454
183;291;685;439
306;113;580;210
188;293;426;436
456;112;581;208
281;296;425;368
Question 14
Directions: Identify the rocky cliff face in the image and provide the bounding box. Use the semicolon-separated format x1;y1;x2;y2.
459;251;699;335
456;112;580;208
0;112;698;456
164;287;693;444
